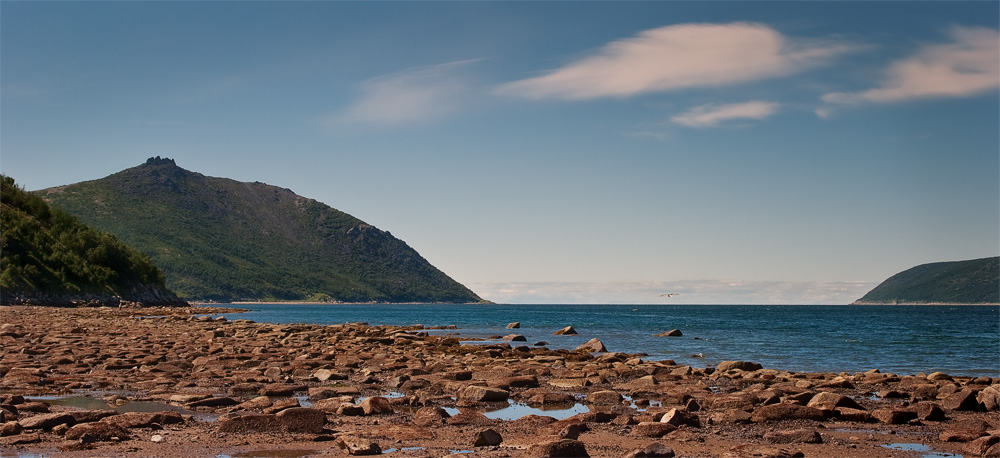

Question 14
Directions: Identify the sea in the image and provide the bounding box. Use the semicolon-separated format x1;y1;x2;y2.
211;304;1000;378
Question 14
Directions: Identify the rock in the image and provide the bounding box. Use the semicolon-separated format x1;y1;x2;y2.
359;396;394;415
977;385;1000;411
913;402;947;421
151;434;164;443
575;338;607;353
835;408;873;422
66;410;117;424
943;388;985;411
501;334;527;342
717;361;763;372
101;411;183;429
525;438;589;457
312;368;345;382
724;445;805;458
763;429;822;444
187;396;239;408
337;404;365;416
623;443;676;458
276;407;326;433
259;383;307;397
588;390;623;405
872;408;918;425
806;392;864;411
964;435;1000;457
553;326;578;336
337;435;381;455
506;322;521;329
655;329;683;337
660;408;699;427
18;412;74;430
750;404;824;423
940;419;991;442
412;406;451;426
631;422;677;438
0;421;22;436
64;422;130;442
216;412;282;434
473;428;502;446
313;397;352;413
459;385;509;404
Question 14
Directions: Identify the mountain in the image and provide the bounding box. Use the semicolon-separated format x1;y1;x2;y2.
1;174;186;306
37;157;484;303
854;257;999;304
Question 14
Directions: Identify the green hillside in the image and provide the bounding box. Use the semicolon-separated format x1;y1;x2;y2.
855;257;999;304
1;175;186;306
38;157;484;303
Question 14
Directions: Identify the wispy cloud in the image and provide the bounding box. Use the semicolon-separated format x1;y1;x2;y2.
671;101;779;127
823;26;999;104
470;280;876;305
329;59;480;128
497;22;856;100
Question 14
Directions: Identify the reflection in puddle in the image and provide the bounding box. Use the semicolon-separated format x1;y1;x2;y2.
217;450;317;458
882;443;963;458
481;399;590;421
29;395;216;421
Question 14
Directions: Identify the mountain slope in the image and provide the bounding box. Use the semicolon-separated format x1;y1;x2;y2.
1;174;186;306
854;257;999;304
38;157;484;303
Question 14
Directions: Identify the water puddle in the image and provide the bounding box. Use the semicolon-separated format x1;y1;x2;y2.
217;450;317;458
882;443;963;458
29;395;216;422
383;447;427;454
481;399;590;421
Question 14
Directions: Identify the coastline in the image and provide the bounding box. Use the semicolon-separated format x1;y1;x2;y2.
1;305;996;457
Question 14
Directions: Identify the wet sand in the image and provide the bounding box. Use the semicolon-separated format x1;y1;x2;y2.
1;306;997;457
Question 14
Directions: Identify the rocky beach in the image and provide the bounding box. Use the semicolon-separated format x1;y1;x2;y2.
1;306;997;458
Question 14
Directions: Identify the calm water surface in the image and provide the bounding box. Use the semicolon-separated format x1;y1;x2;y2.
213;304;999;377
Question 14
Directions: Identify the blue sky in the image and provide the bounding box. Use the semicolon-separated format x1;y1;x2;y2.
2;2;998;304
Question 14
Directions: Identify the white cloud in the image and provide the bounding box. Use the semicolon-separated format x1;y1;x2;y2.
497;22;856;100
670;101;779;127
823;26;1000;104
329;59;480;127
469;280;876;305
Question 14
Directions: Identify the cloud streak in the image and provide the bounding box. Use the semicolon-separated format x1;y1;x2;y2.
497;22;856;100
329;59;479;128
470;280;876;305
671;101;779;127
823;26;1000;104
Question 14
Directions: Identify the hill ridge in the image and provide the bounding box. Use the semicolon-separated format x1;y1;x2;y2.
853;257;999;305
39;158;484;303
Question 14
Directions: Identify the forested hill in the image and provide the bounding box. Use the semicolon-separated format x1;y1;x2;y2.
38;157;484;303
854;257;1000;304
1;175;187;307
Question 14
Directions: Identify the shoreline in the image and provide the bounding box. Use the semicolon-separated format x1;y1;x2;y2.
1;305;997;457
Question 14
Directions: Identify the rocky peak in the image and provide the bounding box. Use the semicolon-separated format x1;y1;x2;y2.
145;156;177;167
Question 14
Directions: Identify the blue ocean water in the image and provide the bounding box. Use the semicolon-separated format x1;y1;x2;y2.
213;304;1000;377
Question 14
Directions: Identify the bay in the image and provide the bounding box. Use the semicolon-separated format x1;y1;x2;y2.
213;304;999;377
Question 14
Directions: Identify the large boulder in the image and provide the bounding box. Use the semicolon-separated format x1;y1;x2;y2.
276;407;326;433
977;385;1000;411
412;406;451;427
337;435;381;456
18;413;74;431
623;443;676;458
216;412;282;434
64;422;131;442
525;439;589;457
589;390;623;405
553;326;578;336
751;404;824;423
806;392;864;411
717;361;763;372
359;396;394;415
943;388;985;411
576;338;607;353
459;385;509;404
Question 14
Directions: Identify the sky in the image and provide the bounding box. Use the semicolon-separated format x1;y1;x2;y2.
2;1;998;304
